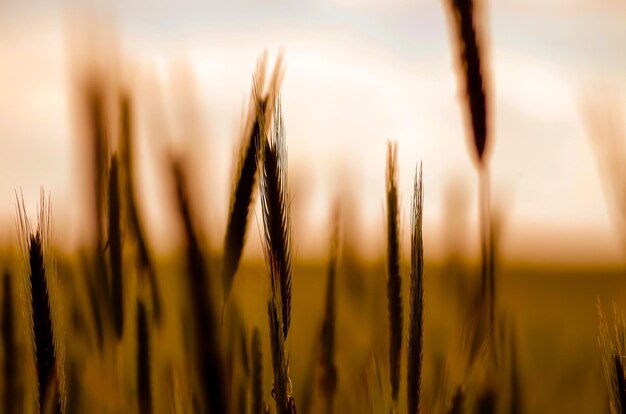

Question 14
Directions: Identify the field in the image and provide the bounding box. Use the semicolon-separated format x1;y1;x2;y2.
4;255;622;413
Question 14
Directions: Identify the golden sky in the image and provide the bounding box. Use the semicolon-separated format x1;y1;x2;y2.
0;0;625;264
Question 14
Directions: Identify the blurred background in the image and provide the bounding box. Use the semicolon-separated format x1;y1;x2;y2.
1;0;625;264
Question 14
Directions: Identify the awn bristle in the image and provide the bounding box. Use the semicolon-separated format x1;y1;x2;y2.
108;154;124;339
170;158;226;414
407;163;424;414
251;328;264;414
385;141;402;403
137;300;152;414
120;92;163;325
260;97;292;340
320;204;340;413
222;55;283;302
446;0;489;164
2;271;17;413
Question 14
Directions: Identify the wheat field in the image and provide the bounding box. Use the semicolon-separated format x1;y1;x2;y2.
1;0;626;413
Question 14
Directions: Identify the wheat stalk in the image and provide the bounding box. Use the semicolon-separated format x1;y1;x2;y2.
108;154;124;340
84;78;109;246
407;163;424;414
222;55;283;302
16;193;63;413
170;158;226;414
260;96;292;340
445;0;495;350
137;300;152;414
120;92;163;325
320;203;340;413
267;278;295;414
385;141;402;403
445;0;489;165
83;78;111;350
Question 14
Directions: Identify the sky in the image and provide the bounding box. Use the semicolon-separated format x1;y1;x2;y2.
0;0;625;264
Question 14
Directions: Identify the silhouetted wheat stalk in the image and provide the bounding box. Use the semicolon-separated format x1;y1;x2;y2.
137;299;152;414
108;154;124;340
222;55;283;302
170;158;226;414
16;193;64;413
82;78;111;351
445;0;494;348
120;92;163;324
261;97;296;414
268;282;292;414
385;141;402;404
260;97;292;341
319;203;339;414
84;78;109;247
445;0;488;164
407;164;424;414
